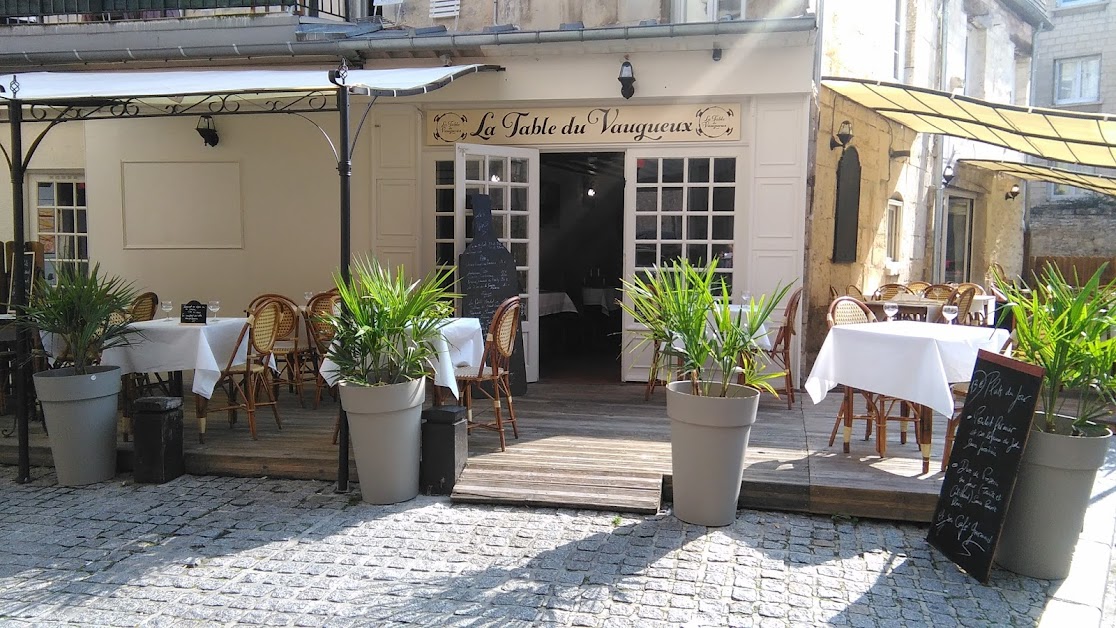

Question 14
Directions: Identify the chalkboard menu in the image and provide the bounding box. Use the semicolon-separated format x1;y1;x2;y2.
927;349;1044;583
459;194;527;395
180;300;208;325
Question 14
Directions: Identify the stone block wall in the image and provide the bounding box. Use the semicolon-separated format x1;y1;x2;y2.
1029;196;1116;257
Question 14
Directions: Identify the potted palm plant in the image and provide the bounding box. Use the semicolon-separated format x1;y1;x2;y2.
620;258;791;526
17;263;137;486
326;256;456;504
994;263;1116;579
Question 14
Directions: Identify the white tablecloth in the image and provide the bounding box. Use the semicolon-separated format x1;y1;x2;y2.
582;287;621;311
804;321;1010;417
99;318;255;399
973;294;996;325
320;317;484;399
539;291;578;317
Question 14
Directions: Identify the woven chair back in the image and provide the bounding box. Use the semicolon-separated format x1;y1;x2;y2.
873;283;912;300
827;296;876;328
305;292;339;353
130;292;158;322
248;294;299;341
957;282;985;296
249;301;282;356
491;296;522;359
922;283;954;301
906;281;930;294
950;286;978;323
845;284;864;299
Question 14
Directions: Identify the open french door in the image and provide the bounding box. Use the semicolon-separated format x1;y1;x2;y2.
454;143;540;382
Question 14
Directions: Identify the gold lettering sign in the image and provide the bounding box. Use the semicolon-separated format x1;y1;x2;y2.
425;105;740;146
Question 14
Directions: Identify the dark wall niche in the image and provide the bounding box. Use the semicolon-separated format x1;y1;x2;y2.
832;146;862;263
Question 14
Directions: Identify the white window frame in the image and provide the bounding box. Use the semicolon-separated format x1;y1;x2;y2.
29;173;88;285
1050;182;1091;198
892;0;906;82
1054;56;1101;105
885;198;902;262
1056;0;1102;6
672;0;744;23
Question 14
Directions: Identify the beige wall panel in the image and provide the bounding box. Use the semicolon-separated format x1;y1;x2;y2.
376;246;420;279
754;106;805;177
375;180;418;238
377;112;417;171
121;161;243;249
751;180;798;242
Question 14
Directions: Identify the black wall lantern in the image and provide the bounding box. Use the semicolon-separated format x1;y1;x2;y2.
196;115;219;147
942;163;955;187
1005;183;1021;200
830;120;853;150
618;61;636;100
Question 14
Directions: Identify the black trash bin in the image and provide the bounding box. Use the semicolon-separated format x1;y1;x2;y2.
132;396;184;484
420;405;468;495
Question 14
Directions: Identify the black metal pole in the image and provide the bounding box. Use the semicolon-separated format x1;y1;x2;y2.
8;100;29;483
335;83;351;493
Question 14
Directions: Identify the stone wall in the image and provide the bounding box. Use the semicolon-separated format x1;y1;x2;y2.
1029;196;1116;257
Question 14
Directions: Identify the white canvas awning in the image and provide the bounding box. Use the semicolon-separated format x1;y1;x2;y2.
959;159;1116;197
0;65;500;102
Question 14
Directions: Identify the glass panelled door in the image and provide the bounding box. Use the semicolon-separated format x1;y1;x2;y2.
32;175;88;285
454;143;540;382
944;197;973;284
622;150;741;382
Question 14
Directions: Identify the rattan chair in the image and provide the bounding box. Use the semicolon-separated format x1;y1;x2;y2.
248;294;304;404
845;284;864;299
762;287;802;410
455;296;521;452
825;297;881;453
303;291;341;411
906;281;930;295
939;286;977;325
872;283;913;301
922;283;954;302
209;301;282;440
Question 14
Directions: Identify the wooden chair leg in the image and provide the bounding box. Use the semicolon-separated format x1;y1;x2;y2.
645;344;660;401
492;382;506;452
501;376;518;440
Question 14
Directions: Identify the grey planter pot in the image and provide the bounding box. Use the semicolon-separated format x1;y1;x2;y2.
666;381;760;527
996;416;1111;580
340;378;424;505
33;365;122;486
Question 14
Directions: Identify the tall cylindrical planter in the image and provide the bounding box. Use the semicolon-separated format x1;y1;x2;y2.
666;381;760;527
996;418;1111;580
340;379;424;505
33;365;122;486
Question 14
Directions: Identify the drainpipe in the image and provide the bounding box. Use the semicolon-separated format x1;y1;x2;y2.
1021;20;1048;277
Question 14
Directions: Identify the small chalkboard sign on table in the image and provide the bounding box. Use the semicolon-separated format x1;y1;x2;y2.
179;300;208;325
927;349;1044;583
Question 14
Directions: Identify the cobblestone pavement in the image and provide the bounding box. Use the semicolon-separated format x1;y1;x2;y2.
1;466;1082;627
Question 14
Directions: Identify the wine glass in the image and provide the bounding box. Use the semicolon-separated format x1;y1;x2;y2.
883;301;899;322
942;304;959;325
160;299;173;321
208;300;221;322
304;291;314;304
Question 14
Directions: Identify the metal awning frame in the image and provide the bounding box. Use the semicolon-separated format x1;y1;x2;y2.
2;62;501;489
959;159;1116;198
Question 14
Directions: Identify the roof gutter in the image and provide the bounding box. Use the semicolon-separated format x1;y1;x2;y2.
0;16;816;69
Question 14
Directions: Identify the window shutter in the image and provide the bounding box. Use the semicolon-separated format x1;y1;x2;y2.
430;0;460;18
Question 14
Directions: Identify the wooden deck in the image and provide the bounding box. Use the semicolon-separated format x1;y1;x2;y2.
0;378;950;522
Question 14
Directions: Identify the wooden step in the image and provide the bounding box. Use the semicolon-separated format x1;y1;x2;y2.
452;465;663;514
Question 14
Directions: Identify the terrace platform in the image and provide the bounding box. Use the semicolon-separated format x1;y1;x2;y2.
0;379;948;522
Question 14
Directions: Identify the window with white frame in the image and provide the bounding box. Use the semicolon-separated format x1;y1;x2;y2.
1056;0;1103;6
885;198;902;262
672;0;743;23
1050;182;1092;198
892;0;906;81
32;175;88;284
1055;56;1101;104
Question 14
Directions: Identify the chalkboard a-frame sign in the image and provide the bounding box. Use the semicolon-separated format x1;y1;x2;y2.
927;349;1044;583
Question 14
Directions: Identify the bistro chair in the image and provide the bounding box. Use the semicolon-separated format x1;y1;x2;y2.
248;294;304;404
210;300;282;440
921;283;954;302
939;286;977;325
455;296;521;452
304;291;341;411
872;283;912;301
762;286;803;409
906;280;930;295
829;285;840;301
825;296;882;453
845;284;864;299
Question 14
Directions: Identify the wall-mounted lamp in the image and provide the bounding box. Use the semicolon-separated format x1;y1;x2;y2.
618;61;636;100
942;163;955;187
712;48;722;62
196;115;219;147
1005;183;1021;200
829;120;853;150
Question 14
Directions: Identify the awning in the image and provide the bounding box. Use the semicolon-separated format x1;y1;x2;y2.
959;159;1116;197
0;65;500;119
822;77;1116;169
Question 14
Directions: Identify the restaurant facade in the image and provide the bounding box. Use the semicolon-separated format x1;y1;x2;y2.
1;20;817;386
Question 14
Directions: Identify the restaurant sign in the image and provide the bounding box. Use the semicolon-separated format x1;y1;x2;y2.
425;104;740;146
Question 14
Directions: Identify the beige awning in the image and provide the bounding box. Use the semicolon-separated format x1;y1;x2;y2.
959;159;1116;197
823;77;1116;169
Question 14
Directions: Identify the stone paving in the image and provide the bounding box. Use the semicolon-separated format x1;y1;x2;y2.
1;465;1095;627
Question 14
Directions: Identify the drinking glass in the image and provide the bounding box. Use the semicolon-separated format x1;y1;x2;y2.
740;292;752;306
883;301;899;322
161;299;173;321
942;304;959;325
304;291;314;304
208;300;221;322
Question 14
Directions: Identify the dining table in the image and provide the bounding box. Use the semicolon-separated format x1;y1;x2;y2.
319;317;485;401
97;317;266;443
804;320;1010;473
864;296;943;323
